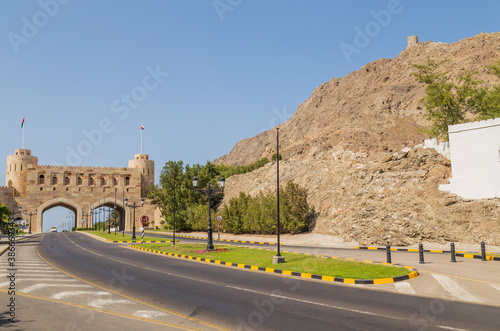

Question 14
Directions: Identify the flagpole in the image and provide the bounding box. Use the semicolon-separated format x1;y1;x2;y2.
140;128;143;154
22;119;25;149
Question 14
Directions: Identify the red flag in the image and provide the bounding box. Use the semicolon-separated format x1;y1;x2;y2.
21;117;25;128
141;124;144;130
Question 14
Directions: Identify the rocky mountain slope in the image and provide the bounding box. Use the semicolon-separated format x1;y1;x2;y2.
215;32;500;246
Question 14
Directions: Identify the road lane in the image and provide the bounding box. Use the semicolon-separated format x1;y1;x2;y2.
35;232;500;330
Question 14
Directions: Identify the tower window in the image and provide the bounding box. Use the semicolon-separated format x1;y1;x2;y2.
77;175;83;186
113;177;118;186
38;174;45;185
101;176;106;186
89;176;95;186
52;176;58;185
64;176;70;185
125;176;130;186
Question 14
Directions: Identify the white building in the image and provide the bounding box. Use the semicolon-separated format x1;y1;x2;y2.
439;118;500;199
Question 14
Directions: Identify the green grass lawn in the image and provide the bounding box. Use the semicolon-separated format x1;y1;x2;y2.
140;243;411;279
82;231;169;242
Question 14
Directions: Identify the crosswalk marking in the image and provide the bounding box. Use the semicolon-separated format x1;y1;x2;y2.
22;283;92;293
431;274;481;303
488;284;500;291
88;299;134;308
53;291;110;300
394;282;416;294
133;310;169;318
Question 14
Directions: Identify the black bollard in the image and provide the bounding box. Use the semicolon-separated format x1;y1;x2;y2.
419;243;425;264
386;244;392;264
481;241;487;261
450;243;456;263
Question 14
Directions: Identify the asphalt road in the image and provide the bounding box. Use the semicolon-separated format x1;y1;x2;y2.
7;232;500;330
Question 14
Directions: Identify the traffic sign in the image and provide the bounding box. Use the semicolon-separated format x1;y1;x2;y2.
217;221;222;228
216;215;223;222
140;215;149;226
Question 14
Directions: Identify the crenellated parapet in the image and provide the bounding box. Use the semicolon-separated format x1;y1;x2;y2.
37;164;130;171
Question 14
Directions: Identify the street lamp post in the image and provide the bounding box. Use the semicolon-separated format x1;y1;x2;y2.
273;127;285;264
25;210;37;234
125;197;144;240
10;206;22;235
192;176;225;251
90;208;93;230
173;174;176;246
114;188;117;235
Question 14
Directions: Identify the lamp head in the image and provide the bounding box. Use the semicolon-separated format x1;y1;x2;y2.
125;197;128;207
219;176;225;189
192;176;198;189
140;198;144;206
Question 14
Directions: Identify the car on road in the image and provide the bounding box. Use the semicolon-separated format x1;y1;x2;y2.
49;226;57;233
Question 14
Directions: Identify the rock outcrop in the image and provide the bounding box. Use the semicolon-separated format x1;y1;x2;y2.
215;32;500;246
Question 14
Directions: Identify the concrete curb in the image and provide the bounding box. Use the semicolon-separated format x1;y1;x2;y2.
0;245;9;256
355;246;500;261
145;231;277;246
130;245;419;285
109;240;175;243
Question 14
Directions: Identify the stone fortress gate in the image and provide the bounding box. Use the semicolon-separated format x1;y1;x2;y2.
0;148;157;232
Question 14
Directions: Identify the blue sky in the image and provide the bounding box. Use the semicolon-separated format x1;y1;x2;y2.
1;0;499;230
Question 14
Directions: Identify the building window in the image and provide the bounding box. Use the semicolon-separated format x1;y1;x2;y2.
113;177;118;186
77;175;83;186
64;176;70;185
101;176;106;186
125;176;130;186
89;176;95;186
52;176;57;185
38;174;45;185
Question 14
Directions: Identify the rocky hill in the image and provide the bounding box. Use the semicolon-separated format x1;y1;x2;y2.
215;32;500;246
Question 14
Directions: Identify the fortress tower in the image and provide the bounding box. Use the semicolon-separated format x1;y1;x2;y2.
128;154;155;198
407;35;419;47
6;149;38;196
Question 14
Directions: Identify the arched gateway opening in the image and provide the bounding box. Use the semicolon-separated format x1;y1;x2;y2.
43;207;76;232
36;198;81;232
90;199;126;232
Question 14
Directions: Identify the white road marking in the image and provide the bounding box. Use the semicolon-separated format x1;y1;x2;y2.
22;284;92;293
53;291;111;300
394;282;416;295
62;233;138;267
489;284;500;291
431;274;481;303
88;299;134;308
226;285;404;320
0;279;76;287
133;310;169;318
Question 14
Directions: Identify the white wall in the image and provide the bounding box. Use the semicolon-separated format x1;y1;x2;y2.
439;118;500;199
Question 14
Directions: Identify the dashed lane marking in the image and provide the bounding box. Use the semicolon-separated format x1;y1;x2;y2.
431;274;481;303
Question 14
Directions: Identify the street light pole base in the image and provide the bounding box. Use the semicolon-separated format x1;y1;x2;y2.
272;255;285;264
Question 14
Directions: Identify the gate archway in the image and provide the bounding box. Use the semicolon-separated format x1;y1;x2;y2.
36;198;82;233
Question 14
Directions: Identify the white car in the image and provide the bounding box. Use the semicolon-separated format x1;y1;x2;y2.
49;226;57;233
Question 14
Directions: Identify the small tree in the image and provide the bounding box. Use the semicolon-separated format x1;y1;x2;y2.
413;58;500;140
